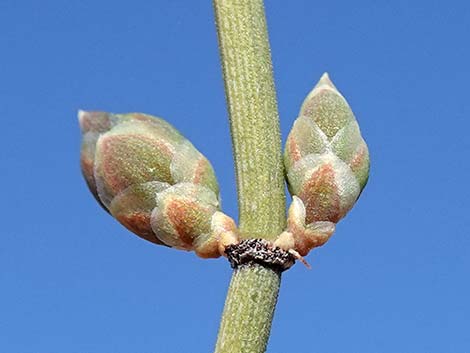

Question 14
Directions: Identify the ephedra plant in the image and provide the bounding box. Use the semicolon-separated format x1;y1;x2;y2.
78;1;370;352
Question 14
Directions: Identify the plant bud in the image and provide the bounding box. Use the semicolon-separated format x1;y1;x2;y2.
283;73;369;255
79;111;238;256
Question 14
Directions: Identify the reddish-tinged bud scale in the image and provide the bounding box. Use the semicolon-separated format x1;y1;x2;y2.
109;181;169;245
151;183;218;250
79;111;238;257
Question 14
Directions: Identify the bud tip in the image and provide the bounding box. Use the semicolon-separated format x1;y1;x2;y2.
320;72;331;83
314;72;336;90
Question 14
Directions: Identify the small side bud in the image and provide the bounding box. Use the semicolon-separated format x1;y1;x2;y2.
272;231;296;252
283;74;370;256
200;211;239;259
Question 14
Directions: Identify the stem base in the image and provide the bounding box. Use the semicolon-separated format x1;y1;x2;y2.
215;264;281;353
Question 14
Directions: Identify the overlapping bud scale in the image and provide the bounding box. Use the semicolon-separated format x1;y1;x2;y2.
79;111;238;258
283;74;369;256
79;74;368;264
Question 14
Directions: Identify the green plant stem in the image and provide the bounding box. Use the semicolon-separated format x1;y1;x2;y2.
215;265;281;353
213;0;285;240
213;0;286;352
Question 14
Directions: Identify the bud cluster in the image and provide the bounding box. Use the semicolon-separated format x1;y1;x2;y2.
79;74;369;264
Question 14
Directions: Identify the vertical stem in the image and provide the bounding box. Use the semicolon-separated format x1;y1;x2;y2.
213;0;285;240
215;265;281;353
213;0;286;352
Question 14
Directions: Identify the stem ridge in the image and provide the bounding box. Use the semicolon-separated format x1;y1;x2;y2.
213;0;286;352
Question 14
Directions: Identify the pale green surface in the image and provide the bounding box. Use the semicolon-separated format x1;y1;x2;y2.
213;0;286;239
213;0;286;352
215;265;281;353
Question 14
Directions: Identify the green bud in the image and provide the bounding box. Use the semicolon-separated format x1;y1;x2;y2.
78;111;237;256
283;74;370;255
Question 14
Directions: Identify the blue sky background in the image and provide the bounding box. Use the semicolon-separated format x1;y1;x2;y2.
1;1;469;352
